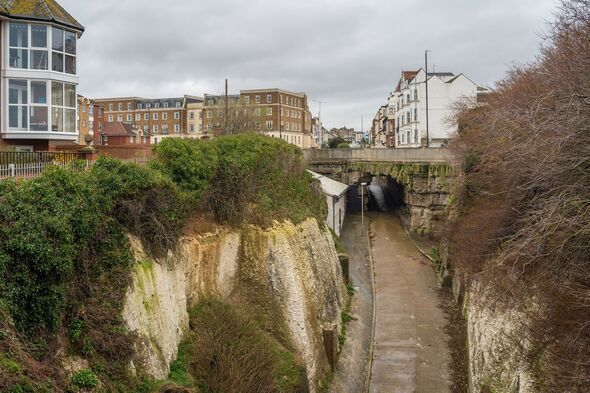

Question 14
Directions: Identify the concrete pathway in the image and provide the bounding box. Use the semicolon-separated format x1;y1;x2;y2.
369;213;451;393
329;212;373;393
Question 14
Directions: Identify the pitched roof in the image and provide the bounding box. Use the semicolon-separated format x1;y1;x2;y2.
0;0;84;32
101;122;140;137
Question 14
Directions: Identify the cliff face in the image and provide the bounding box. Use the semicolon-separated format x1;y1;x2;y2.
121;218;346;391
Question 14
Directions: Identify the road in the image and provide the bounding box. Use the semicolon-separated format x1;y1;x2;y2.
330;212;453;393
369;213;452;393
329;212;373;393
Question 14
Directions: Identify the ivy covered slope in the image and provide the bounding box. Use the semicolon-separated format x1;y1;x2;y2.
0;134;327;392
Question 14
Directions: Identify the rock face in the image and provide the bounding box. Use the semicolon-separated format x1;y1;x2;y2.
122;218;346;391
465;283;535;393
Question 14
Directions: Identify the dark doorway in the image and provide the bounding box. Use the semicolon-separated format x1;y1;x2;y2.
346;175;404;212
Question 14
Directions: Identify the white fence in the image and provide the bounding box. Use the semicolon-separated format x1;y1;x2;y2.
0;160;89;180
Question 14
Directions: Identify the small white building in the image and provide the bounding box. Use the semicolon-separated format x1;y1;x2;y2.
308;171;349;236
388;69;488;148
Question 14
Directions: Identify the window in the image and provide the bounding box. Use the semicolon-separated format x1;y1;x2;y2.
144;113;149;120
117;114;122;122
198;112;202;119
286;122;290;131
153;125;158;133
108;115;114;122
174;124;180;133
414;109;418;121
135;114;141;121
164;102;169;108
153;113;159;120
266;121;273;130
190;124;195;132
146;103;151;109
244;96;250;104
207;111;212;118
267;107;273;116
267;94;272;103
162;124;169;134
9;23;50;70
50;81;76;132
174;112;180;119
108;103;113;111
52;27;76;74
126;114;132;122
155;103;160;109
176;102;181;108
117;103;122;111
414;129;418;143
190;112;195;120
127;103;132;111
163;113;168;120
255;108;261;116
255;96;261;104
414;90;418;101
138;103;143;109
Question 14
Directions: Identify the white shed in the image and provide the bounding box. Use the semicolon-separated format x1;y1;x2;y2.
308;171;349;236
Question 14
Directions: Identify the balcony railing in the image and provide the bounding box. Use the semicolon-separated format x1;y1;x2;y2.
0;151;88;180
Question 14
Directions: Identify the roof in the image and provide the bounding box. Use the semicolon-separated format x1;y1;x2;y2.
308;170;349;198
0;0;84;32
101;122;140;137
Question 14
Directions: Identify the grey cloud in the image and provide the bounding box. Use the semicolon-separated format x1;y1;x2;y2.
62;0;558;129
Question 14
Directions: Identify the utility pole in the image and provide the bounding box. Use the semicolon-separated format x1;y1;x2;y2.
279;93;282;140
425;50;430;148
224;79;229;134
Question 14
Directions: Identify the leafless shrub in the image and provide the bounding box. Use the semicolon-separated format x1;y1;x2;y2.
449;1;590;390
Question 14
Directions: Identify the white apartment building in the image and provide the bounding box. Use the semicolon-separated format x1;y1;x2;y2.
388;69;487;148
0;1;84;151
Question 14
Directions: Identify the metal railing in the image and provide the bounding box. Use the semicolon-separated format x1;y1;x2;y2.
0;151;89;180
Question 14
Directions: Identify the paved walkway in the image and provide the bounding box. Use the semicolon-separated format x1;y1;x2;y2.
369;213;451;393
329;213;373;393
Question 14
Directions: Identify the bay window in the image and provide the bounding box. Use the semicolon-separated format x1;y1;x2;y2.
7;79;76;133
9;23;76;74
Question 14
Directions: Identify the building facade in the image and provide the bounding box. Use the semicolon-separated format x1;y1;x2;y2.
203;88;313;149
93;96;196;138
77;95;94;145
96;121;150;146
388;69;488;148
0;0;84;151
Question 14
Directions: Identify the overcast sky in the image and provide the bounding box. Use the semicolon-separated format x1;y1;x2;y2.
61;0;559;130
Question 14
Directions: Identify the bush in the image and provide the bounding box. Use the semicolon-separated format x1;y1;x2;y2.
70;369;99;389
152;134;327;226
336;143;350;149
173;299;305;393
327;137;346;148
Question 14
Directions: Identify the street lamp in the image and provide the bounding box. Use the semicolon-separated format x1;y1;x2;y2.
361;182;367;232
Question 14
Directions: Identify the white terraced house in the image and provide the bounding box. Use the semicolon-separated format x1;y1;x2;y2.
388;69;488;148
0;0;84;151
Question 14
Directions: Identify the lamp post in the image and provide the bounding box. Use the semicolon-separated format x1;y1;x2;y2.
361;182;367;232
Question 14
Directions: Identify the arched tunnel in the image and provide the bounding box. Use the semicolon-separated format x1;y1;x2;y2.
346;174;405;213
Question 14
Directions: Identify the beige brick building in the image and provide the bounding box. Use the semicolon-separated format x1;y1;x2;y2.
93;96;191;138
203;88;314;148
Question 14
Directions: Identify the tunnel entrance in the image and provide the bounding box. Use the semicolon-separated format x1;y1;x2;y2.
346;175;405;213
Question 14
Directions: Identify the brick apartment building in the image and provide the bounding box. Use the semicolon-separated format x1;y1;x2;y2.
93;95;203;138
77;95;94;145
203;88;314;149
0;0;84;151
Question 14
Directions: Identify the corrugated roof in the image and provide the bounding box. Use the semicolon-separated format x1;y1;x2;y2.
308;170;349;198
0;0;84;32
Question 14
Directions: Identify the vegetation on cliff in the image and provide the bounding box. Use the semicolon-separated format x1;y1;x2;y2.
449;1;590;390
0;134;326;392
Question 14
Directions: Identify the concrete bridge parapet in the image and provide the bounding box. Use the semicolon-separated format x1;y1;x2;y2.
302;148;453;165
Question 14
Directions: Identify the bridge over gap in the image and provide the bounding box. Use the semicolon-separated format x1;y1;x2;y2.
303;148;455;237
